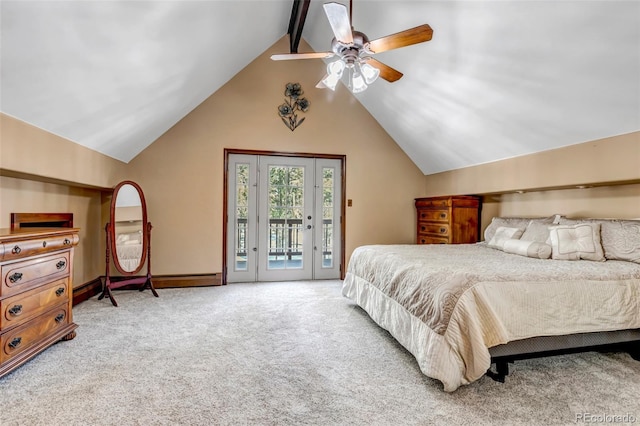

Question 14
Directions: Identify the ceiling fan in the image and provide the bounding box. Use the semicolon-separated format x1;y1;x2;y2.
270;1;433;93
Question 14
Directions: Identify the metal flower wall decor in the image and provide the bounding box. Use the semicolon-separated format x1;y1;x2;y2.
278;83;310;131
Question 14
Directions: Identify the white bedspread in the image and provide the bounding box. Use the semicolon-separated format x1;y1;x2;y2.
116;243;142;272
342;244;640;391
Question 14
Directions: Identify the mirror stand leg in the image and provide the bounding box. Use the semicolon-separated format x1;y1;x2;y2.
141;274;159;298
150;280;159;297
98;280;119;307
106;285;118;307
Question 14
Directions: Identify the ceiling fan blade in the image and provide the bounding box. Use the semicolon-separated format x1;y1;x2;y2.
367;24;433;54
271;52;335;61
363;58;403;82
323;2;353;44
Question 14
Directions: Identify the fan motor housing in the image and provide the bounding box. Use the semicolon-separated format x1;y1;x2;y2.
331;31;370;66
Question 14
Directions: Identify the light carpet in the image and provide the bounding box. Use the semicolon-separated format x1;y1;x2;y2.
0;280;638;426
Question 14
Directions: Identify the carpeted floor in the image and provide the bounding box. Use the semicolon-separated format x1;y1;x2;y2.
0;280;638;426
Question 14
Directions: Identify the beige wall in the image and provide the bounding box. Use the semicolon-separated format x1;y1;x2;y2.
423;132;640;235
423;131;639;196
0;113;127;286
124;37;426;275
495;184;640;219
0;176;104;287
0;113;127;189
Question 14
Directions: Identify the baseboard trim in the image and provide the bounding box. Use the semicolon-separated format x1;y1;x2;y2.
72;277;103;306
72;273;222;306
153;274;222;288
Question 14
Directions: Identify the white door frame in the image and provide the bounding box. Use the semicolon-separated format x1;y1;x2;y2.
224;150;345;284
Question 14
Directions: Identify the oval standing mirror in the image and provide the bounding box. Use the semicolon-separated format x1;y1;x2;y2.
99;180;158;307
111;182;146;274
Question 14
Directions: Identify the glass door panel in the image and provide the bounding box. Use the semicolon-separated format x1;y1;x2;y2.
226;155;258;283
258;156;314;281
235;163;249;271
267;165;304;270
314;158;341;279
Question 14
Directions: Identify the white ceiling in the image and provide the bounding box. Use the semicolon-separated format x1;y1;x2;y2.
1;1;639;175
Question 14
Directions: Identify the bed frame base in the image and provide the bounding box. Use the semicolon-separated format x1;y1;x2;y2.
486;362;511;383
486;330;640;384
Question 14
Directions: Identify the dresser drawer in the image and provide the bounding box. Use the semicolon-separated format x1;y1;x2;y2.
418;209;449;222
1;252;70;298
415;198;451;208
418;236;449;244
1;278;69;330
418;223;450;236
0;233;76;262
1;305;70;363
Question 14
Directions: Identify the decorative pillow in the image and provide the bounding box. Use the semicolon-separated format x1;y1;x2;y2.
520;220;552;243
548;223;605;261
487;226;525;250
599;220;640;263
503;239;552;259
558;218;640;263
483;215;560;242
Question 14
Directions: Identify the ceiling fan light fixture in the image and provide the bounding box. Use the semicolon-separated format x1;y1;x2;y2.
349;68;368;94
360;62;380;85
321;72;342;91
327;59;346;77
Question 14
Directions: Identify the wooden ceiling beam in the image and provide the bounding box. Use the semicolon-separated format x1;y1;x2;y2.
287;0;311;53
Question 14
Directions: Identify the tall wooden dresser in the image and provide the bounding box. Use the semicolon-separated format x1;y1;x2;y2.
415;196;481;244
0;228;79;377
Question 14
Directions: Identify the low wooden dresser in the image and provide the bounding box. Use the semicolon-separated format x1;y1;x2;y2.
0;228;79;377
415;196;481;244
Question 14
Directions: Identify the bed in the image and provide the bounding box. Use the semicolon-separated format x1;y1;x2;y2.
342;217;640;391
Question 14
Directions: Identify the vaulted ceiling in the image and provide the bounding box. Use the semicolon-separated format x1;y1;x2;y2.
1;1;638;175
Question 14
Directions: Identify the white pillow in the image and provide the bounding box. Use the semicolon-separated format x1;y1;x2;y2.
503;239;552;259
520;220;552;243
487;226;525;250
600;220;640;263
484;215;560;242
548;223;605;261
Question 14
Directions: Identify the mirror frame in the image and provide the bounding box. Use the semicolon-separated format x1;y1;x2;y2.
109;180;148;275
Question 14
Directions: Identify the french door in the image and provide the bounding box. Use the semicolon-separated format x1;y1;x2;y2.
226;154;342;283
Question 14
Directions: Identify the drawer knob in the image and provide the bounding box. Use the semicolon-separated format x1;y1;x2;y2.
8;304;23;316
56;287;65;297
43;241;47;247
440;228;446;233
9;272;23;283
8;337;22;349
421;226;425;231
440;213;446;218
63;238;71;245
55;313;65;323
11;245;21;254
56;260;67;270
